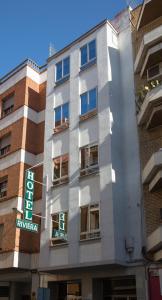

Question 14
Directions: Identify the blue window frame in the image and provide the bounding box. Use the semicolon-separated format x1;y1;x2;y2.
80;88;97;115
80;40;96;67
54;103;69;128
56;57;70;82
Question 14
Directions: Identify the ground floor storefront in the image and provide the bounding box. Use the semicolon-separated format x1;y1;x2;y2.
0;270;39;300
39;265;147;300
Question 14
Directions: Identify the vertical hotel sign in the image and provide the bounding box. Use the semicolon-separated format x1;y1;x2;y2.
16;170;39;233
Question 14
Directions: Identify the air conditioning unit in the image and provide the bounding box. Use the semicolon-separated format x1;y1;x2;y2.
147;63;162;81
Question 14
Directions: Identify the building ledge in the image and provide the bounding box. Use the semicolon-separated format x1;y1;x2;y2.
142;149;162;184
137;83;162;128
134;25;162;73
147;225;162;253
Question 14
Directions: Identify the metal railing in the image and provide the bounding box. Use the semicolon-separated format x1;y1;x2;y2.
136;79;162;113
1;105;14;118
0;191;7;198
0;145;11;157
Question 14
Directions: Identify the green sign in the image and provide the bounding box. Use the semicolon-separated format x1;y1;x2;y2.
53;229;67;240
16;170;39;233
24;170;34;221
16;219;38;233
59;212;65;231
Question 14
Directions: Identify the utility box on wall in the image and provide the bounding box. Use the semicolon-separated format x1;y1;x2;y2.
37;288;50;300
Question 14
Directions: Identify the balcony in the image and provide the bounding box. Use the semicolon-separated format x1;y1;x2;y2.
137;0;162;30
147;225;162;260
142;150;162;191
137;80;162;128
134;25;162;74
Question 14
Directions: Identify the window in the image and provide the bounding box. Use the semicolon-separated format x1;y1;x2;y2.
80;204;100;240
51;212;68;245
80;88;97;116
1;94;14;118
0;224;4;250
0;134;11;157
53;154;69;185
54;103;69;132
80;39;96;67
0;179;7;198
80;144;99;176
56;57;70;82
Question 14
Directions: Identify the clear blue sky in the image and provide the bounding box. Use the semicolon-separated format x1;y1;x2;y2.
0;0;142;77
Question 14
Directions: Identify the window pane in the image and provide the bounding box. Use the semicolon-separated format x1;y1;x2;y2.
89;88;97;111
89;40;96;60
56;61;62;81
61;156;68;177
54;160;60;180
81;93;88;115
55;106;61;127
0;180;7;198
89;145;98;166
0;224;4;249
63;57;70;76
81;207;88;232
67;282;81;296
81;148;85;170
90;209;99;230
52;214;59;231
62;103;69;123
81;45;87;66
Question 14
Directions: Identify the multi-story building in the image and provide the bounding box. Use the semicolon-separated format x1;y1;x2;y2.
132;0;162;298
39;10;147;300
0;59;46;299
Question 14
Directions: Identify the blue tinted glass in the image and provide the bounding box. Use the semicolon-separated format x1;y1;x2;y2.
89;88;97;111
81;45;87;66
56;61;62;81
55;106;61;127
63;57;70;76
62;103;69;122
89;40;96;60
81;93;88;115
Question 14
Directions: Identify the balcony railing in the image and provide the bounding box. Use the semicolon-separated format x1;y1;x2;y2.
0;145;11;157
80;230;100;241
80;164;99;177
0;190;7;198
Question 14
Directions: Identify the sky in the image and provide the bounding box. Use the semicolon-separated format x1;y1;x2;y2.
0;0;142;78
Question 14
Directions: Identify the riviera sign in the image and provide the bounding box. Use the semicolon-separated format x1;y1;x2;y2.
16;219;38;233
16;170;39;233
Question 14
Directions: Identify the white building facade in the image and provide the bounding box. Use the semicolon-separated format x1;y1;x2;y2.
39;11;147;300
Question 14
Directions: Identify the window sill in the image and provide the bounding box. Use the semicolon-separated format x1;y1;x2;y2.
50;240;68;248
79;109;97;122
52;177;69;187
53;123;69;134
80;58;96;73
79;236;101;244
79;166;99;179
55;75;70;87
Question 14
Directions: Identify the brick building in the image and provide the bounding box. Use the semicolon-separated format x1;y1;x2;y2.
132;0;162;298
0;59;46;299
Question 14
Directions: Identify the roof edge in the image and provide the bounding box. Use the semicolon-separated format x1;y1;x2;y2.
0;59;47;85
47;19;117;63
